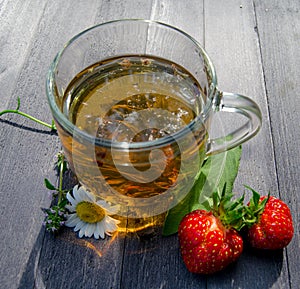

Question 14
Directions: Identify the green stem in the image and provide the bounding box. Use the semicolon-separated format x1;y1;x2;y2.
0;109;56;130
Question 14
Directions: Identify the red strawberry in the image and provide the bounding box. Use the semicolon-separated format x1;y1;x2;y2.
246;191;294;250
178;209;243;274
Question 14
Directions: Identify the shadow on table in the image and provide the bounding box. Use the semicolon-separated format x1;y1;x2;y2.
18;226;126;289
204;246;284;289
0;118;57;135
121;234;284;289
18;224;284;289
18;166;284;289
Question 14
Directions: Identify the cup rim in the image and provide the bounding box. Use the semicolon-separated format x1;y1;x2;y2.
46;19;218;150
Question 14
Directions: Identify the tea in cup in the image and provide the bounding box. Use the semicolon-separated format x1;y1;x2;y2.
46;20;261;232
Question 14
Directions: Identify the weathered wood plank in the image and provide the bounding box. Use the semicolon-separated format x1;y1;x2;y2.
0;0;298;288
0;1;158;288
0;0;47;111
120;1;206;288
31;229;125;289
0;2;58;288
254;1;300;288
121;233;209;289
0;1;115;288
147;0;204;44
204;0;291;288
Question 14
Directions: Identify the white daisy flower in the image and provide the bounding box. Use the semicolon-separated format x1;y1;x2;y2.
65;185;120;239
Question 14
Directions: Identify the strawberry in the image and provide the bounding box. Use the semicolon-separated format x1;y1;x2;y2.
245;187;294;250
178;189;245;274
178;210;243;274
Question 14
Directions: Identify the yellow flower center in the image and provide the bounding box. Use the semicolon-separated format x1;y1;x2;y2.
76;201;105;223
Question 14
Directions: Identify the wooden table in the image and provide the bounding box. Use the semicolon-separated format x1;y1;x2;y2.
1;1;299;288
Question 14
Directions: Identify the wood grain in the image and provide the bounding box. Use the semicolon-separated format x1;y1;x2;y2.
204;1;290;288
0;0;299;288
254;1;300;288
119;1;206;288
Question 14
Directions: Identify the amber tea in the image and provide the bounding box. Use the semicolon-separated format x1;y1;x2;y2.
56;55;207;219
47;20;262;232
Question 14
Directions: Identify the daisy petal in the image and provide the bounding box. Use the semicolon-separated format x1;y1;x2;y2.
77;186;95;203
65;184;121;239
107;215;121;225
94;225;100;239
78;228;85;238
96;200;120;215
96;200;109;209
65;214;80;227
66;192;78;207
79;222;89;237
83;190;96;203
97;222;105;239
74;220;85;232
73;185;82;203
85;223;95;238
105;217;118;232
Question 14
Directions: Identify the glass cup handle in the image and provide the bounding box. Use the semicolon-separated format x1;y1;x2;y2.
206;91;262;155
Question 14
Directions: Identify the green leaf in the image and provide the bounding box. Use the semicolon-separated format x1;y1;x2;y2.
162;145;242;236
245;185;260;207
44;178;57;190
244;186;270;225
59;198;68;208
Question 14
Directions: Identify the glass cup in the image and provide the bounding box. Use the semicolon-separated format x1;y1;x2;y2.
46;20;261;231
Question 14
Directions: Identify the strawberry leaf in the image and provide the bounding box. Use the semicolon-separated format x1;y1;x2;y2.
245;185;260;207
243;186;270;227
162;145;242;236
